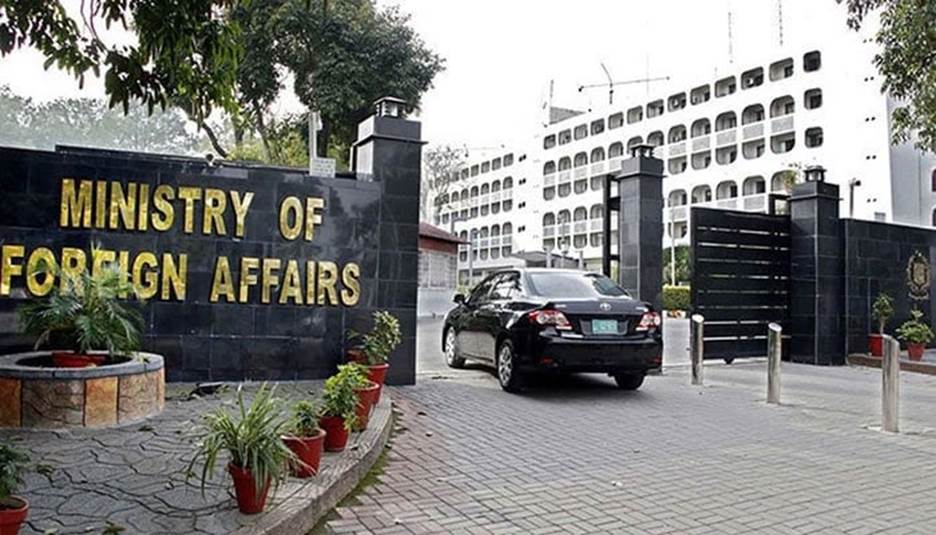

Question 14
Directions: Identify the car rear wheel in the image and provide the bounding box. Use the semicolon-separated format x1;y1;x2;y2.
613;373;645;390
496;340;523;393
444;328;465;368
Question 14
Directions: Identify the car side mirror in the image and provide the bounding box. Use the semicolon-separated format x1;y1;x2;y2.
453;294;466;305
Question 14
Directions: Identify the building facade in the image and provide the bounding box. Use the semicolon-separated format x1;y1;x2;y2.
432;38;936;285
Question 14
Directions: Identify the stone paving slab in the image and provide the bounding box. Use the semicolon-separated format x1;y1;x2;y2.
1;381;391;535
323;362;936;534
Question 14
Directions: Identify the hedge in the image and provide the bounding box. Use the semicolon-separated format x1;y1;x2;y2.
663;285;690;311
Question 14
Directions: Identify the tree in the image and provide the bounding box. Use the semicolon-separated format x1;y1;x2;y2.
838;0;936;152
232;0;444;166
663;245;691;286
0;1;243;156
0;85;199;155
421;145;467;223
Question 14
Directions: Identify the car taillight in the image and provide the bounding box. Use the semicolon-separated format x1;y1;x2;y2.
636;311;662;331
528;309;573;330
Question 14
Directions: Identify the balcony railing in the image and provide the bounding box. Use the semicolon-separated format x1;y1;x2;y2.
590;219;603;231
502;188;513;199
558;223;571;235
490;192;501;203
608;157;622;172
574;166;587;179
502;236;512;246
691;136;710;152
481;194;489;205
544;173;556;187
543;225;556;238
666;193;771;223
573;221;588;234
590;162;606;176
490;236;500;247
742;122;764;140
771;115;794;134
716;129;736;146
558;171;572;184
669;142;686;157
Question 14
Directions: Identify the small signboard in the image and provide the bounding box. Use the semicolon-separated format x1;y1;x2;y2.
310;157;336;178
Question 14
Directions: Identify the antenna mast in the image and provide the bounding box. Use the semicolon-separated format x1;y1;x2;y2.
727;5;735;64
777;0;784;46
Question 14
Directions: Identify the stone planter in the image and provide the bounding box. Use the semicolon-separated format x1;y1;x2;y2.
0;351;165;429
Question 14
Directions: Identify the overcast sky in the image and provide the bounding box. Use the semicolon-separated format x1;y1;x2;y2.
0;0;861;151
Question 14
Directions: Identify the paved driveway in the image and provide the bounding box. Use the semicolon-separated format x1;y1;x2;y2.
324;351;936;533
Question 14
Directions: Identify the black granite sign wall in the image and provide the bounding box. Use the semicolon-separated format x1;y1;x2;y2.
843;219;936;356
0;115;420;384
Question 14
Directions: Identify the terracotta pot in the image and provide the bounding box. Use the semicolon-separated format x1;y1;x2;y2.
353;381;380;431
282;429;326;478
907;342;925;361
319;415;350;452
346;348;365;363
366;363;390;403
227;463;271;515
51;352;106;368
868;334;884;357
0;496;28;535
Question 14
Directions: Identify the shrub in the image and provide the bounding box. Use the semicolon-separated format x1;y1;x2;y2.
896;309;934;345
662;285;691;311
0;444;28;500
18;249;142;357
321;363;368;430
189;384;294;496
289;400;321;437
871;292;895;334
361;311;402;365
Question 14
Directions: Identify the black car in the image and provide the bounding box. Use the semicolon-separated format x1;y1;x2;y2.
442;268;663;392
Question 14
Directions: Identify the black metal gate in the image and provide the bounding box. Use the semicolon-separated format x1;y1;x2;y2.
690;207;791;361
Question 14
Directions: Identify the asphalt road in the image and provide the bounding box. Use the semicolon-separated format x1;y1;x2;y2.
416;314;690;377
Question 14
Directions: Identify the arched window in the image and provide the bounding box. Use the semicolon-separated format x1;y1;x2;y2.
543;213;555;226
805;88;822;110
574;152;588;167
491;180;501;192
691;185;712;203
481;183;490;195
590;204;603;219
742;104;765;124
626;136;644;151
743;176;766;195
609;142;624;158
715;112;737;131
470;186;479;198
574;207;588;221
503;176;513;189
771;171;792;193
804;51;821;72
543;161;556;175
668;125;687;143
558;157;572;171
590;147;605;162
647;131;664;147
668;189;688;206
770;96;795;117
691;119;711;138
716;181;738;199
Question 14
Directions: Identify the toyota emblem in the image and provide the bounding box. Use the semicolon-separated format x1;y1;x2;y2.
599;302;612;311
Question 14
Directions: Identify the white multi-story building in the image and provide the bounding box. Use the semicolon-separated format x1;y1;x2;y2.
431;36;936;284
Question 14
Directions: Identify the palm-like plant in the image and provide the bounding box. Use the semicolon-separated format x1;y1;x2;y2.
18;251;142;358
189;384;295;497
0;444;28;504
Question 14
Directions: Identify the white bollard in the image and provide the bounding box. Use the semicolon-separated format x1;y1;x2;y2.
767;323;782;404
882;334;899;433
691;314;704;386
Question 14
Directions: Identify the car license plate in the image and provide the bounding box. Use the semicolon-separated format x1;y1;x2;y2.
592;319;618;334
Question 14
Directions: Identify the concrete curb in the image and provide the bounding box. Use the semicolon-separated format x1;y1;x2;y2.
847;354;936;376
232;394;394;535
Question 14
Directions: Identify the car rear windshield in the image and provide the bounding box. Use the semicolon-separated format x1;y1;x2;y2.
526;272;630;298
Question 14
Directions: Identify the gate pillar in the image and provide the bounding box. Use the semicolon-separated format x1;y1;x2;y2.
789;166;844;365
613;145;664;311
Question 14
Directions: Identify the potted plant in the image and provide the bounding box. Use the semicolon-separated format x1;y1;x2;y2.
869;292;894;357
18;254;142;368
359;311;402;403
0;445;28;535
318;366;361;452
350;364;380;431
282;400;326;478
896;309;934;361
189;384;294;514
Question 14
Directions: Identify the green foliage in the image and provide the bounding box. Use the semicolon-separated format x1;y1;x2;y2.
189;383;294;496
0;86;199;155
896;309;934;345
322;363;368;430
18;250;143;357
838;0;936;152
0;1;244;136
230;0;444;165
662;285;691;311
662;246;691;285
361;311;402;365
0;444;28;499
422;145;467;221
872;292;895;334
289;400;321;437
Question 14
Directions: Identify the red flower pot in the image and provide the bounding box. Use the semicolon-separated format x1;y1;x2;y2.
868;334;884;357
282;429;326;478
51;352;106;368
319;416;350;452
346;348;365;363
227;463;271;515
0;497;28;535
907;343;925;361
353;381;380;431
367;363;390;403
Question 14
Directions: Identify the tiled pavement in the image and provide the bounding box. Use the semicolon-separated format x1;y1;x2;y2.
323;362;936;534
